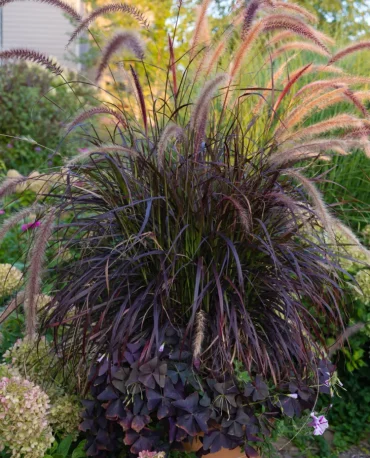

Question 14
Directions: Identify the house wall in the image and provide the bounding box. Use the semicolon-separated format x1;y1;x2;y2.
1;0;83;70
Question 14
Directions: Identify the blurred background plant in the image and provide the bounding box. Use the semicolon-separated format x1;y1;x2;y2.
0;62;98;173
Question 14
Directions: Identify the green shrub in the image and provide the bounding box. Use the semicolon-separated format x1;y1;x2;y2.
0;62;97;174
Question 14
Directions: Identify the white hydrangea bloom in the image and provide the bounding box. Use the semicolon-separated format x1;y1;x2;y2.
0;264;22;297
0;375;54;457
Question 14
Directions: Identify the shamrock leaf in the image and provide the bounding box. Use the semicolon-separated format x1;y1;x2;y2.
173;392;211;436
244;375;269;401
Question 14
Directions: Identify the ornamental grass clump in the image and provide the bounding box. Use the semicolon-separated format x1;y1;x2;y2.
1;0;370;455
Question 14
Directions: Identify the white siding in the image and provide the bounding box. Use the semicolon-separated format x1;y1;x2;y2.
2;0;82;70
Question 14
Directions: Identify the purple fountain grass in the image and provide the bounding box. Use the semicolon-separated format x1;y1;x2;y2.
294;76;370;98
231;13;330;81
0;204;42;243
203;33;231;76
329;41;370;65
284;169;334;239
0;176;27;200
2;1;369;454
66;106;127;134
190;73;228;131
190;0;211;60
241;0;261;40
271;1;318;24
272;62;312;114
157;123;184;169
168;34;178;98
130;65;148;135
270;41;330;60
0;49;62;75
66;144;138;166
280;114;366;141
96;32;145;82
262;14;331;53
67;3;149;48
24;210;55;338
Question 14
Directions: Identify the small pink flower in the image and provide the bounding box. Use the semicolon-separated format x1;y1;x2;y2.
138;452;157;458
21;221;41;232
6;143;13;149
0;209;5;215
309;413;329;436
158;343;165;352
78;147;89;153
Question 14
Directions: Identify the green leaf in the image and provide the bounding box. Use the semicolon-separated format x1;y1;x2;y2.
71;450;86;458
57;435;73;458
71;441;87;458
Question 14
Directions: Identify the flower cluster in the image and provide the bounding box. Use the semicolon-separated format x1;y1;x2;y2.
0;263;22;298
49;394;81;440
138;452;166;458
354;269;370;305
3;337;81;439
3;336;55;388
0;375;54;458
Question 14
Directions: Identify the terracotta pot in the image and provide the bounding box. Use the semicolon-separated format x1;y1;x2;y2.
183;436;258;458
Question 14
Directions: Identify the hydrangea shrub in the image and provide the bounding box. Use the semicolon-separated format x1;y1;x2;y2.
3;337;82;439
0;375;54;458
0;263;22;298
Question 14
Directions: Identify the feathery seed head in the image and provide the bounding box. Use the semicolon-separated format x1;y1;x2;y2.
67;3;149;47
96;31;145;82
0;49;62;75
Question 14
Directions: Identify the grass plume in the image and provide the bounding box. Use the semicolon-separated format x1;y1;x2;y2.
67;144;138;166
67;3;149;47
241;0;261;40
0;176;27;200
329;41;370;65
96;32;145;82
0;49;62;75
0;204;42;244
157;123;184;169
25;210;55;338
190;0;211;59
66;107;127;134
